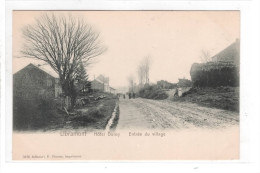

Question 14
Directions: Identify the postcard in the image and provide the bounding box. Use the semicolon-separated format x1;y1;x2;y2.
12;10;240;160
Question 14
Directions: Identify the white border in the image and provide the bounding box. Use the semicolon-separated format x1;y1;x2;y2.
2;0;260;173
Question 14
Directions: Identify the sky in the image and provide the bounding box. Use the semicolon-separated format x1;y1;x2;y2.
13;11;240;89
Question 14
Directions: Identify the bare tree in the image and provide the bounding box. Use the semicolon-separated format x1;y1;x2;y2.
200;50;212;63
137;64;145;87
127;75;135;93
137;55;151;87
21;13;106;106
143;55;151;84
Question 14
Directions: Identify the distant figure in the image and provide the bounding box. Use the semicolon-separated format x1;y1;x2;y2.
123;94;125;99
128;92;131;99
174;88;178;97
178;88;182;97
133;92;136;99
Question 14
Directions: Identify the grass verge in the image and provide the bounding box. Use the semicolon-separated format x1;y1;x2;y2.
13;92;118;131
66;92;117;130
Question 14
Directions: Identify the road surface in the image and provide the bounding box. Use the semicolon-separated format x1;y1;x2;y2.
117;98;239;129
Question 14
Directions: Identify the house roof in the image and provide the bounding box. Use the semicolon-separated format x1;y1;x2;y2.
96;75;109;83
16;63;59;78
110;87;115;90
34;64;59;78
92;78;104;84
92;74;110;84
211;39;240;64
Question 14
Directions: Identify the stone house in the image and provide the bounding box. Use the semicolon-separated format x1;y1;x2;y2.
109;87;116;94
13;63;62;101
91;75;110;92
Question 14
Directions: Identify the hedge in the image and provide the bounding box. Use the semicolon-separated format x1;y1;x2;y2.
190;62;239;87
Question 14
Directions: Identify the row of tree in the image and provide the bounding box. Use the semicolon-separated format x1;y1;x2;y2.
137;55;151;87
128;55;151;93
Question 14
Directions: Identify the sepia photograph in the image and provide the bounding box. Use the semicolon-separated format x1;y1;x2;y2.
12;10;240;160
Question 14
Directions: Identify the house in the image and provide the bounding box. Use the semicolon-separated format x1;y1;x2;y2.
109;87;116;94
190;39;240;87
13;63;62;101
91;75;110;92
212;39;240;65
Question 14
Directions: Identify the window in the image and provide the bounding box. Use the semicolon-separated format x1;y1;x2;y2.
47;79;52;87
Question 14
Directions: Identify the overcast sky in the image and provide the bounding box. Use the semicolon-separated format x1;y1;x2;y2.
13;11;240;88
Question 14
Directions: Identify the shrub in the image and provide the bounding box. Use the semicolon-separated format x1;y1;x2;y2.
138;85;168;100
13;97;57;130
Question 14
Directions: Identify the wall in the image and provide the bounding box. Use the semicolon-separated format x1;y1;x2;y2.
91;80;104;91
13;64;57;101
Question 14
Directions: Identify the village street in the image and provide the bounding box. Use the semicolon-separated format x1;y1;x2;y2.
116;98;239;129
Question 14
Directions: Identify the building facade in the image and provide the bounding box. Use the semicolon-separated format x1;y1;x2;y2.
109;87;116;94
13;63;62;101
91;75;111;92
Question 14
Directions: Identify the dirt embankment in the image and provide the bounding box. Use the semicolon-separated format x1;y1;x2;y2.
172;87;239;112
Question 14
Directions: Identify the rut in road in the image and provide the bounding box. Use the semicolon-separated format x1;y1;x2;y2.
130;100;186;129
117;98;239;130
141;99;239;128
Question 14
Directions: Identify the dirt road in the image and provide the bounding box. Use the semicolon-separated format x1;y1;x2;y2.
117;98;239;129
